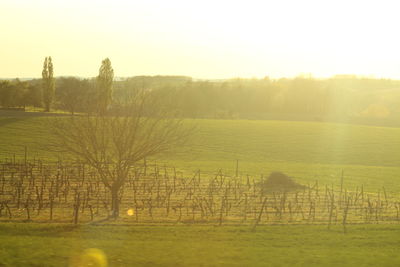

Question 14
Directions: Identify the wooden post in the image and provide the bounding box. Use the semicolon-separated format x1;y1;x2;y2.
144;157;147;176
73;192;81;224
340;170;344;205
24;146;27;166
342;196;351;234
235;160;239;177
252;197;268;231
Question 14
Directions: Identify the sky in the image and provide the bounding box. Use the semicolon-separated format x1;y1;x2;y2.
1;0;400;79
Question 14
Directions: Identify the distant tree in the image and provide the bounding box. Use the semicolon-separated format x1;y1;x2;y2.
96;58;114;114
42;57;55;112
0;80;12;107
13;79;29;108
0;79;30;108
26;83;42;108
56;77;90;115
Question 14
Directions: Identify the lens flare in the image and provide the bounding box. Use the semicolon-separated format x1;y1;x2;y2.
70;248;107;267
127;209;134;216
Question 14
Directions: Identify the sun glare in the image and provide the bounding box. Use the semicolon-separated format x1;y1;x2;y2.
70;248;108;267
2;0;400;78
127;209;135;216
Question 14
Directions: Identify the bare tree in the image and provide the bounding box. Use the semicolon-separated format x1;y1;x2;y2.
49;88;192;218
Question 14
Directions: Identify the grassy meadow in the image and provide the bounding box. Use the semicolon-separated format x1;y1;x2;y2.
1;114;400;193
1;223;399;267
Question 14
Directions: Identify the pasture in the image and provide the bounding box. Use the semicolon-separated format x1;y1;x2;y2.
1;115;400;193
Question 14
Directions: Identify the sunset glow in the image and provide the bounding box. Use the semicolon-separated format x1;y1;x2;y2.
2;0;400;79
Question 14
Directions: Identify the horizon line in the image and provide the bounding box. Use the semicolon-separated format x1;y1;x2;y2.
0;73;398;81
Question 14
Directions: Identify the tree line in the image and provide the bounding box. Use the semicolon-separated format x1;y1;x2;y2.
1;58;400;119
0;57;115;115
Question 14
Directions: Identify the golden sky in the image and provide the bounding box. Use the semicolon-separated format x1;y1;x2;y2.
1;0;400;79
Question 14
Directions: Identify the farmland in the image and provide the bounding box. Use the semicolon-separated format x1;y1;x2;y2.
1;114;400;266
1;115;400;192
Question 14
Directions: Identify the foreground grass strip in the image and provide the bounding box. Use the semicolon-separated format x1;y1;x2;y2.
0;223;399;266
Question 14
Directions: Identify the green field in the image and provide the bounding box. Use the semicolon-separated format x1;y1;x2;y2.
1;115;400;193
1;114;400;266
0;223;399;267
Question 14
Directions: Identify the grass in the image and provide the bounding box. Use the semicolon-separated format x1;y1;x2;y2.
1;113;400;266
0;223;399;266
1;115;400;192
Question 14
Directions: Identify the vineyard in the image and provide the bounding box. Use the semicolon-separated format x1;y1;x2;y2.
1;157;399;229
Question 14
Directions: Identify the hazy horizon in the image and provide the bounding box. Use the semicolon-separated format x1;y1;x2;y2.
0;73;393;81
2;0;400;79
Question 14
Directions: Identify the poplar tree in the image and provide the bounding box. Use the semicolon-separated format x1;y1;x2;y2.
96;58;114;114
42;56;55;112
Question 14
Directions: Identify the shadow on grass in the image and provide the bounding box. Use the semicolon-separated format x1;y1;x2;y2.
0;117;28;127
0;223;80;237
0;110;70;121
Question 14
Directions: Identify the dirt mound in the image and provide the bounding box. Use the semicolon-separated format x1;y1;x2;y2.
259;172;305;192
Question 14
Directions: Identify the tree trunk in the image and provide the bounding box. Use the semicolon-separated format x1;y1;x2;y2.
110;186;120;219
